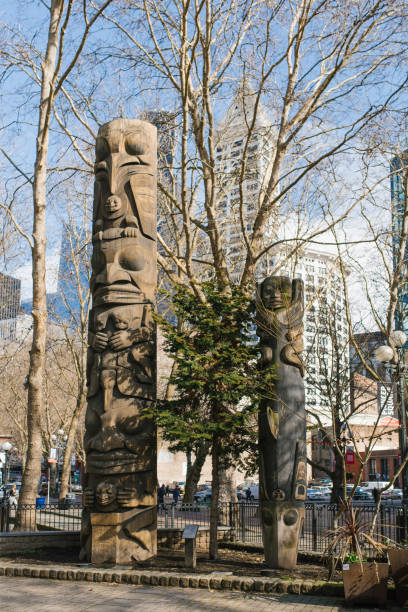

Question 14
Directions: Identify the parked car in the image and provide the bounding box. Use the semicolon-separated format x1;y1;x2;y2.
196;483;211;492
360;481;393;491
58;492;77;509
390;488;402;500
308;486;331;500
345;485;373;501
307;488;326;501
194;490;211;503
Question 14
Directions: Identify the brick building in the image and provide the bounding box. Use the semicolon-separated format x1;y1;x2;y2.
311;372;401;485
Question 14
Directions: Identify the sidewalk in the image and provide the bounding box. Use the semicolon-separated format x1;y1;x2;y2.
0;576;400;611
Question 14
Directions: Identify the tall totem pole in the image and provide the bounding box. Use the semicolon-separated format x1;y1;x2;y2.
256;276;306;569
81;119;157;565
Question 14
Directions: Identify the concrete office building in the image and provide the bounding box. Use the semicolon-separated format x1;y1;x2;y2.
0;272;21;341
274;245;350;424
214;86;277;281
390;151;408;332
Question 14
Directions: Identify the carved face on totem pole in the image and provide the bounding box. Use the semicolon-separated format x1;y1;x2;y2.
256;275;306;570
261;276;292;311
81;120;157;564
91;119;157;305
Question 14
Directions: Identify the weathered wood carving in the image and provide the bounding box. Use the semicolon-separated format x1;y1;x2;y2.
80;119;157;565
256;276;306;569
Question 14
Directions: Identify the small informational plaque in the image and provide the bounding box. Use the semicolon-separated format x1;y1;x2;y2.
342;564;349;570
182;524;199;540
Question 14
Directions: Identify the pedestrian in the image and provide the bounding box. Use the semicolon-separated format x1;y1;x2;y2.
173;485;181;504
245;487;252;502
165;484;170;495
158;484;165;508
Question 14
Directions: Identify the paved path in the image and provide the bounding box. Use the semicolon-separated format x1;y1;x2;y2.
0;577;401;611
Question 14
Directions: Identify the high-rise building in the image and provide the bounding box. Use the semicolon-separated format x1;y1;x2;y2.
53;224;89;323
390;151;408;332
274;245;350;424
142;109;179;325
0;272;21;340
0;272;20;320
141;109;177;186
214;86;277;281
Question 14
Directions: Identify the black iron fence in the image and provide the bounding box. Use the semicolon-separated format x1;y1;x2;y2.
1;500;405;557
0;502;82;532
158;501;406;555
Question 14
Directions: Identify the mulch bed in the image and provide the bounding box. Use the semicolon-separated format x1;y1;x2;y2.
0;547;341;581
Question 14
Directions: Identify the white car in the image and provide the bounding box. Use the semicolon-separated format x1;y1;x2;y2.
307;488;326;500
390;489;402;500
194;490;211;503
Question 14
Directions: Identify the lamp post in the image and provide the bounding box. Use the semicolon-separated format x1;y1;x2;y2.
375;329;408;537
49;430;68;501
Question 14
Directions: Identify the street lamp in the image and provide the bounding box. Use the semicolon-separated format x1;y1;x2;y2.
48;429;68;502
375;329;408;536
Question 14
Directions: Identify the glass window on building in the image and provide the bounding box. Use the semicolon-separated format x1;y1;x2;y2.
380;458;389;480
368;458;377;479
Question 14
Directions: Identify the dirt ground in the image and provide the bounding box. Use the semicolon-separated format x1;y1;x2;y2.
0;547;340;582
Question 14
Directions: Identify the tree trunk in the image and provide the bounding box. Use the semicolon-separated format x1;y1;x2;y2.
49;462;58;497
16;0;63;530
209;432;220;560
218;464;237;527
219;465;237;503
331;447;346;504
183;440;210;503
59;390;86;502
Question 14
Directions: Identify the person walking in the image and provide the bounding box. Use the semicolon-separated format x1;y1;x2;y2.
245;487;252;502
158;484;165;508
172;485;181;505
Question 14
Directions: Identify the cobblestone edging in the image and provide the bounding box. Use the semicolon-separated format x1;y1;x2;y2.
0;562;345;596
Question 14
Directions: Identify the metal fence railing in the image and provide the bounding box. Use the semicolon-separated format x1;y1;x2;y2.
0;502;82;532
159;501;406;555
1;500;405;557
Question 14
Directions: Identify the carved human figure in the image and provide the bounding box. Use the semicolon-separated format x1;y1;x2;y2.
93;194;139;241
256;276;306;570
81;119;157;565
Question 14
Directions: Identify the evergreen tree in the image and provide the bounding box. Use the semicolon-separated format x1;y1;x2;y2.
149;281;275;558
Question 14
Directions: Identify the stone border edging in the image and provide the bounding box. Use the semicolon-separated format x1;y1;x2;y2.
0;562;397;600
0;562;345;596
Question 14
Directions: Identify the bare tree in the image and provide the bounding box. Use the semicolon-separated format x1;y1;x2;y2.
100;0;408;556
0;1;113;523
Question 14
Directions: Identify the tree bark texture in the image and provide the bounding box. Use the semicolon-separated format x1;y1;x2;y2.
183;440;210;503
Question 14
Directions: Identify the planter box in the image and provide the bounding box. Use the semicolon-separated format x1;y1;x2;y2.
342;562;388;607
389;548;408;608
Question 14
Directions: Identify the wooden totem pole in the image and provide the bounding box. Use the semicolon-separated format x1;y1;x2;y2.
80;119;157;565
256;276;306;569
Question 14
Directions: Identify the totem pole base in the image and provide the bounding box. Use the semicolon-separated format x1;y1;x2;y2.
261;502;304;570
90;506;157;566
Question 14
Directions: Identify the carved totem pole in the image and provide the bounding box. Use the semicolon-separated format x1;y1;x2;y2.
256;276;306;569
80;119;157;565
